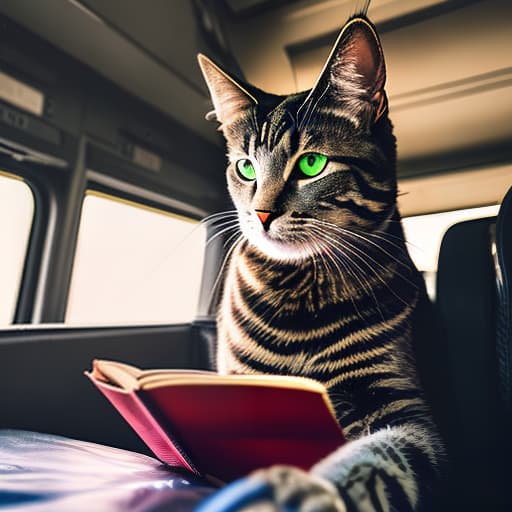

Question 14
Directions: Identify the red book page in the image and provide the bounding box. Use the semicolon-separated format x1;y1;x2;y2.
88;376;197;473
143;384;345;482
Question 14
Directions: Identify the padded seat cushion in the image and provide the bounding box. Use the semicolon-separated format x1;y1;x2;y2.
0;430;215;511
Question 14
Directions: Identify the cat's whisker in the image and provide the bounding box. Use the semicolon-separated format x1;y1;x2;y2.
206;216;240;226
304;235;330;284
324;249;350;300
202;213;238;221
310;226;414;308
203;217;240;230
307;218;412;267
307;220;416;284
308;226;383;299
339;229;412;268
347;226;417;253
312;224;415;285
301;235;328;314
308;230;354;295
336;235;419;293
304;237;319;286
315;231;378;308
310;224;400;282
205;222;241;247
206;234;245;311
315;248;339;302
311;234;366;322
203;220;240;235
358;228;420;250
202;216;239;233
367;230;424;255
206;229;239;248
132;215;213;286
223;230;242;249
203;218;241;241
305;218;392;243
201;209;238;224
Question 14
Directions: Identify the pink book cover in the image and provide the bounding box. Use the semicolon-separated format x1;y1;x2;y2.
86;374;198;474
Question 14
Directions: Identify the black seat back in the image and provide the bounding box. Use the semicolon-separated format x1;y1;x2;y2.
496;187;512;421
427;188;512;509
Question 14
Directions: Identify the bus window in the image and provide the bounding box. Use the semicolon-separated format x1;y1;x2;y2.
402;204;501;299
65;191;206;326
0;172;34;326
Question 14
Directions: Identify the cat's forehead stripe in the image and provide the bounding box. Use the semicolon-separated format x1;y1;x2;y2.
243;129;251;154
249;133;256;155
260;121;268;145
255;107;297;155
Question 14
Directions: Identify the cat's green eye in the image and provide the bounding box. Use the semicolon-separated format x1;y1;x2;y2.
297;153;328;177
236;159;256;181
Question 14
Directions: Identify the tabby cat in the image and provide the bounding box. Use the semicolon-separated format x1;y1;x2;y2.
198;13;443;512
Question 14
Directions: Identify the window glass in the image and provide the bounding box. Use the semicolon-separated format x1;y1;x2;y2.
0;172;34;325
66;192;206;325
402;204;501;299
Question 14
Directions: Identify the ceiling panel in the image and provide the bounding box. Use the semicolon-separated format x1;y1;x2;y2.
1;0;510;179
225;0;512;176
80;0;206;95
0;0;218;144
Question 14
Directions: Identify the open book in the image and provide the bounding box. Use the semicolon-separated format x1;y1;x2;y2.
86;360;345;482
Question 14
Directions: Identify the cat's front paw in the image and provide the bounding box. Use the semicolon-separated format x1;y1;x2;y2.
247;465;346;512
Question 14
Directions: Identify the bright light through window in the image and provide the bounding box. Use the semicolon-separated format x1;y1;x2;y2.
66;192;206;325
402;204;501;299
0;172;34;326
403;205;501;271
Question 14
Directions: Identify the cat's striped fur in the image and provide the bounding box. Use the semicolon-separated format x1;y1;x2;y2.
199;14;443;512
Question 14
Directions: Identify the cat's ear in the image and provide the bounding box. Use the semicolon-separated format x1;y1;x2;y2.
300;17;387;123
198;54;258;125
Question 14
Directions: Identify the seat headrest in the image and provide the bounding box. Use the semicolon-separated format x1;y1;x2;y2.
495;186;512;413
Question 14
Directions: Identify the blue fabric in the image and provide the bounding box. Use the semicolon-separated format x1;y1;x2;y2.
0;430;216;511
195;477;272;512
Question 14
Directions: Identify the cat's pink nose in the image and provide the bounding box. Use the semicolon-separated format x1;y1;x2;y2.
255;210;272;227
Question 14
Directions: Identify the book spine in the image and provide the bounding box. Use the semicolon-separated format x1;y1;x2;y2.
90;377;198;474
134;390;198;473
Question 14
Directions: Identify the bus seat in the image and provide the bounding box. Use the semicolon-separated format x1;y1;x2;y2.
0;429;215;510
496;186;512;422
420;187;512;509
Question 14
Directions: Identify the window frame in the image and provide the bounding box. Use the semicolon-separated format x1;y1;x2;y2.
0;156;54;325
86;180;205;224
0;147;212;329
63;175;207;327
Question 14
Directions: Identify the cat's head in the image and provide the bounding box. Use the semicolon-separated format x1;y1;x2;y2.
199;16;397;262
